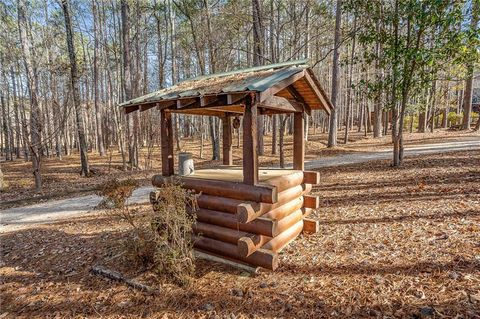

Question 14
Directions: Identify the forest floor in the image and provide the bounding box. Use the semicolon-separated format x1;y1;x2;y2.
1;128;478;209
1;149;479;318
1;137;479;233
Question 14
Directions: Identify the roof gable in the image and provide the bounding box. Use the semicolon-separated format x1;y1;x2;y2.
120;59;333;115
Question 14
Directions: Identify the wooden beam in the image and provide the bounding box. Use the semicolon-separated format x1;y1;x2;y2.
222;116;233;165
160;109;174;176
302;72;332;115
200;95;219;107
139;104;156;112
238;234;272;257
243;94;258;185
177;98;198;109
171;108;225;116
302;218;319;234
258;70;305;102
196;208;276;237
193;222;247;244
152;175;278;203
156;100;176;110
124;105;139;114
194;250;260;273
303;171;320;184
139;100;176;112
262;220;303;253
193;236;279;270
287;86;312;115
259;96;302;113
206;105;244;114
303;195;320;209
227;93;247;104
237;184;312;223
293;112;305;170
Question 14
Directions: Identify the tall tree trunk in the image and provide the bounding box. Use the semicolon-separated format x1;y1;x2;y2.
462;0;479;130
429;80;436;133
328;0;342;148
121;0;138;169
18;0;42;190
373;29;383;137
62;0;90;176
343;15;356;144
0;164;3;192
93;0;106;156
252;0;265;155
10;67;21;159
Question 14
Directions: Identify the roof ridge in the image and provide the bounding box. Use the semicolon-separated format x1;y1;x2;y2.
185;59;309;83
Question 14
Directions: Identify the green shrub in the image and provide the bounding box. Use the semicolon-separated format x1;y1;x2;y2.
447;112;463;126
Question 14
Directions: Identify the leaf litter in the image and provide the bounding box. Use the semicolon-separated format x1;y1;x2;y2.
0;150;479;318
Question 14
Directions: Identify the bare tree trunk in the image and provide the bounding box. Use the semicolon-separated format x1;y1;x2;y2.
93;0;106;156
328;0;341;148
252;0;264;155
373;36;383;137
429;80;436;133
343;15;356;144
279;115;288;168
0;164;3;191
271;115;277;155
62;0;90;176
18;0;42;190
10;67;21;159
462;0;478;130
121;0;138;169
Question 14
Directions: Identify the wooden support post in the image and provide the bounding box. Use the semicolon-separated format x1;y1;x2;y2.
222;116;233;165
293;112;305;171
243;94;258;185
160;109;174;176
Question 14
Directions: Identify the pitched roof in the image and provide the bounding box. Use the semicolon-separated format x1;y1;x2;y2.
120;59;333;115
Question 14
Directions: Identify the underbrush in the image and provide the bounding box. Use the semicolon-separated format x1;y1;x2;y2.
102;178;198;287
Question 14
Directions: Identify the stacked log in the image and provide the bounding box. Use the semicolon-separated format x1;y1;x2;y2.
151;170;320;271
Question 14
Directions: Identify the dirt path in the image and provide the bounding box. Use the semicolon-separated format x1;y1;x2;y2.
1;139;478;232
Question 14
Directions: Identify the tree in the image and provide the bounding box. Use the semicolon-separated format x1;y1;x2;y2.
62;0;90;176
462;0;479;130
17;0;42;190
92;0;106;156
0;163;3;191
121;0;139;169
328;0;342;148
347;0;466;166
252;0;265;155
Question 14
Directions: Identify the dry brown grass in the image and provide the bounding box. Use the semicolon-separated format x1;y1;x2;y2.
1;150;479;318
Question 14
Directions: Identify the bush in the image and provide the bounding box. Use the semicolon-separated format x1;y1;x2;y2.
447;112;463;126
96;178;139;209
149;181;197;286
119;180;197;287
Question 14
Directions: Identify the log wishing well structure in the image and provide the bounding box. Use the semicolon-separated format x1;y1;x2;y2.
120;59;333;270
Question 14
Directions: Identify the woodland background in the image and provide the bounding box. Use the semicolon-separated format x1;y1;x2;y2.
0;0;479;191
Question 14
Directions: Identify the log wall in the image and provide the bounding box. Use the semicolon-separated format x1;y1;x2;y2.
150;170;320;271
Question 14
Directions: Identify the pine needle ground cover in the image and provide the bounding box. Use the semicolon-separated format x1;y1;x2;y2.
1;150;479;318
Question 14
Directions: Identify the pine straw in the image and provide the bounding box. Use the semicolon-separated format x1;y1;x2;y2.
0;150;479;318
